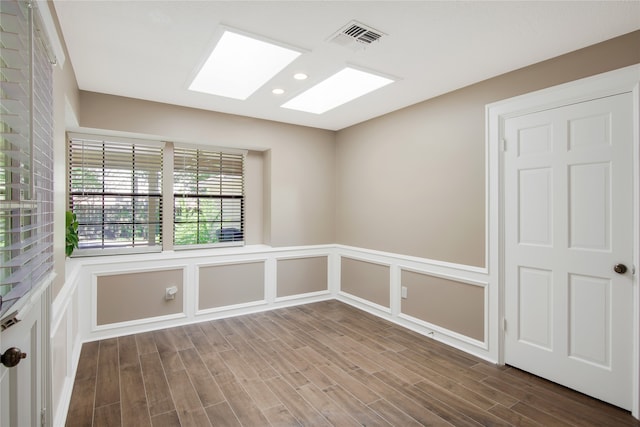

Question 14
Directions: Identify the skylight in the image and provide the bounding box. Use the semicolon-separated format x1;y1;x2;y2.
189;30;302;100
281;67;394;114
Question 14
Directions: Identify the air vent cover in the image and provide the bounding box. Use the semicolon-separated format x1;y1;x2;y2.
328;20;385;50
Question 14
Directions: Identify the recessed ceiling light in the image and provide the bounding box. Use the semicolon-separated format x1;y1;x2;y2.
281;67;394;114
189;30;302;100
272;88;285;95
293;73;308;80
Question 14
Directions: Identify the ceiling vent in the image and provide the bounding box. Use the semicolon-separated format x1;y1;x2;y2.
328;20;385;51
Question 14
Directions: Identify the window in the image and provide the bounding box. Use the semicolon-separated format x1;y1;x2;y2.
174;146;244;247
1;0;55;319
67;136;245;254
68;135;163;255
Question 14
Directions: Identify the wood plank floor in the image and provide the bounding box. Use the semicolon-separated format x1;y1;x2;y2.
65;300;640;426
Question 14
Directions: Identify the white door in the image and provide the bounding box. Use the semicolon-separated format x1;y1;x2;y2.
504;92;634;410
0;290;46;427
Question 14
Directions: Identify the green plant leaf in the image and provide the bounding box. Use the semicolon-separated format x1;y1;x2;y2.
65;210;79;257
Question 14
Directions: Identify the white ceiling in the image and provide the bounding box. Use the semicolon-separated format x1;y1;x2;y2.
53;1;640;131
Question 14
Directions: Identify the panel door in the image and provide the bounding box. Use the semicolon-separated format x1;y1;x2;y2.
0;295;43;426
504;92;634;409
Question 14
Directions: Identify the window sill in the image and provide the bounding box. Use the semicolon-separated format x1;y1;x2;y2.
65;244;275;268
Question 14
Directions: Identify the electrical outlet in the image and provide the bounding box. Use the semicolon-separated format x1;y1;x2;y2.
401;286;408;299
165;286;178;301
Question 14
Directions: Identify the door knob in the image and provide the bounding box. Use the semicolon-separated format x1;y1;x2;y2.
1;347;27;368
614;264;627;274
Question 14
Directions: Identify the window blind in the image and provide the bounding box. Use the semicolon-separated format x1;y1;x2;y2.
173;147;244;247
68;136;163;254
1;0;55;320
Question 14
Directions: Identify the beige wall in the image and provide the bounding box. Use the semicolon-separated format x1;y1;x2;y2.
96;269;184;325
335;30;640;267
51;0;80;298
341;258;390;308
75;92;336;247
245;150;264;245
277;257;328;298
64;31;640;265
401;270;484;341
198;262;265;309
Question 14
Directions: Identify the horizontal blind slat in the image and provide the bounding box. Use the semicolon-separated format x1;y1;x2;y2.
1;0;55;318
68;136;163;253
173;147;244;247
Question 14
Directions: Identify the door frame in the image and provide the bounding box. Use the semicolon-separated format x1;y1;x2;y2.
486;64;640;418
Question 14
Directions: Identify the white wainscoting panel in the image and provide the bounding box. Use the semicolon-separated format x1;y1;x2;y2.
51;243;492;424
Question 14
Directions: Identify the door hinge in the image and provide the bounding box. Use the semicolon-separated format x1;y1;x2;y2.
503;318;507;332
41;408;46;427
0;311;19;331
500;139;506;152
